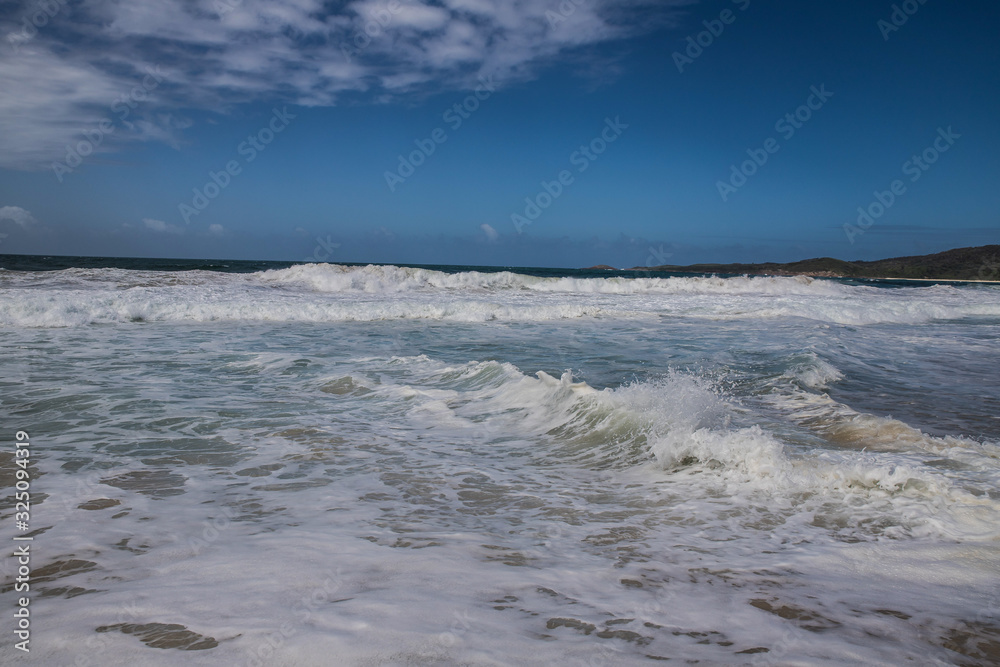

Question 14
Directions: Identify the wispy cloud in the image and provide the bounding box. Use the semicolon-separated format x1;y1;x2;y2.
0;0;689;170
143;217;183;234
0;206;37;228
480;222;499;241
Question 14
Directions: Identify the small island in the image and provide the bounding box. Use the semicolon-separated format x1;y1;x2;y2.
623;244;1000;282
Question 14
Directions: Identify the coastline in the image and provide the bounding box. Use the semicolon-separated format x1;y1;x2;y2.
854;276;1000;284
600;244;1000;284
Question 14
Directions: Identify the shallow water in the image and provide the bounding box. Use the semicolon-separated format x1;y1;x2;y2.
1;261;999;665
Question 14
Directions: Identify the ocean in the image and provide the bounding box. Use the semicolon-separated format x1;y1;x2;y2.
1;255;999;665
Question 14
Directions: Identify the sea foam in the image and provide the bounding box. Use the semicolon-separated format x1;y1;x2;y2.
2;264;999;327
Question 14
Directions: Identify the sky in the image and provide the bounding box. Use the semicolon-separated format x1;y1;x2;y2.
0;0;998;268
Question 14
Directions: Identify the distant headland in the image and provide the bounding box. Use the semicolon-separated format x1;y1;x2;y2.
588;245;1000;282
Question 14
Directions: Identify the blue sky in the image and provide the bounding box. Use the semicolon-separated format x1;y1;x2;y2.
1;0;998;268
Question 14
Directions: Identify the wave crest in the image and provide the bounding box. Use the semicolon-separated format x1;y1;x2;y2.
260;263;857;296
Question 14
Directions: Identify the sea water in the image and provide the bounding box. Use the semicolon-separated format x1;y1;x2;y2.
0;258;998;665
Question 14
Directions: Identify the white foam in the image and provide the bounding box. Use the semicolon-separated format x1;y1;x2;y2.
8;330;999;665
2;264;999;327
784;352;844;389
324;357;999;541
262;263;864;296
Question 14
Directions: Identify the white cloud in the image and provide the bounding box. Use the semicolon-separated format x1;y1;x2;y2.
143;218;183;234
480;223;499;242
0;0;689;170
0;206;36;228
208;223;225;236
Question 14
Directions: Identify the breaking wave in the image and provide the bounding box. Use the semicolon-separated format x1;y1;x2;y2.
1;263;998;327
345;356;1000;541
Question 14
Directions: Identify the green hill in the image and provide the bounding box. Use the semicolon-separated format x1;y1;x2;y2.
635;245;1000;281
